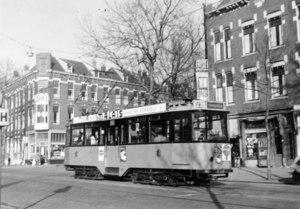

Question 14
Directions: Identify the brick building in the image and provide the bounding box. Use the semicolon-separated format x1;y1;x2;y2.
2;53;146;165
206;0;300;167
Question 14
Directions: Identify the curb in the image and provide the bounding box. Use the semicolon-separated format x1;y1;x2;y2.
219;179;300;185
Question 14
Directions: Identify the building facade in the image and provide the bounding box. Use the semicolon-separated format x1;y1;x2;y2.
206;0;300;167
2;53;146;165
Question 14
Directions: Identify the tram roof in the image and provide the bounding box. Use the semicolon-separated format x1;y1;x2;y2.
72;100;227;125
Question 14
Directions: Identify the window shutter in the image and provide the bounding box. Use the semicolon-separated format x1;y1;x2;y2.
243;25;254;35
245;71;257;81
272;65;284;76
226;73;233;86
224;28;231;40
269;16;281;27
68;106;73;114
215;31;220;44
53;105;59;113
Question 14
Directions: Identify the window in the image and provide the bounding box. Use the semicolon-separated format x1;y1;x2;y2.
269;16;283;48
216;74;223;102
90;85;97;102
53;80;59;98
243;24;255;54
68;82;74;100
226;72;234;104
81;84;87;101
85;124;99;145
214;31;221;61
39;58;47;73
72;125;85;146
224;28;231;59
68;106;74;120
123;89;128;105
271;64;286;97
245;68;258;101
297;5;300;41
37;104;48;123
197;76;208;99
38;80;48;94
53;105;59;124
81;106;88;116
173;114;190;142
115;88;120;105
193;111;227;141
103;87;109;104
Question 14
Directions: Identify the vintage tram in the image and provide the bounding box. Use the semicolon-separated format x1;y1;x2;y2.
64;100;232;185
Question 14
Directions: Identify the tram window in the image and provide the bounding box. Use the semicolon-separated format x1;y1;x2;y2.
150;119;169;143
99;126;106;145
86;124;100;145
205;111;227;141
173;114;191;142
193;111;206;141
129;117;148;144
71;125;85;145
66;127;71;146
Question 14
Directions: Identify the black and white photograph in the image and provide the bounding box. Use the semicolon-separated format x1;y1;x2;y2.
0;0;300;208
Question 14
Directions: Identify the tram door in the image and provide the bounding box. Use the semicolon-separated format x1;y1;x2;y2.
104;120;125;176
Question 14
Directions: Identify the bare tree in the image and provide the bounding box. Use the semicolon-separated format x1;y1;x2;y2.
79;0;204;104
235;35;292;180
0;58;20;85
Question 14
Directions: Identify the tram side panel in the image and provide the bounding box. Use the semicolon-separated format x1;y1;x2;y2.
65;147;105;171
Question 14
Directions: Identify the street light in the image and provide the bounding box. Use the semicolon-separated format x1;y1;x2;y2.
26;47;34;57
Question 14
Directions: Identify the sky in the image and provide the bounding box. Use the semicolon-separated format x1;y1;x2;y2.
0;0;219;72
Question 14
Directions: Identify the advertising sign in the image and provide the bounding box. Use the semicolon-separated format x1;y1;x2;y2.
0;108;9;127
98;147;105;161
222;144;231;161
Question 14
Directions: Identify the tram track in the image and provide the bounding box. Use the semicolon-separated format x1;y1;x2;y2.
3;173;299;209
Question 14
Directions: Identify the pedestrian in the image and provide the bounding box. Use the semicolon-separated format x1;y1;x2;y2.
8;156;11;166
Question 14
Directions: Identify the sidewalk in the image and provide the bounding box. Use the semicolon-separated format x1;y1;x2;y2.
219;166;300;185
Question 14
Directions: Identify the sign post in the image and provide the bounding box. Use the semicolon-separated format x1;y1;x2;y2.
0;90;8;208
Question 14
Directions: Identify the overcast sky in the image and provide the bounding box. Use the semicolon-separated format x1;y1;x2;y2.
0;0;219;71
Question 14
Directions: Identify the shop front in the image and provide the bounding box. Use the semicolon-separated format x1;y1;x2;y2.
239;113;295;167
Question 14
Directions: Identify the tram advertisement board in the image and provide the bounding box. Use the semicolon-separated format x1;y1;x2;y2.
222;144;231;161
120;146;126;162
99;147;104;161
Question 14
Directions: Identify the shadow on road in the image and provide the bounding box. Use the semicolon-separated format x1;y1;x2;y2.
205;186;225;209
24;186;72;209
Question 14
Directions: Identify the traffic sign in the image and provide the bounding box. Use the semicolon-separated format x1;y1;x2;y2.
0;108;9;126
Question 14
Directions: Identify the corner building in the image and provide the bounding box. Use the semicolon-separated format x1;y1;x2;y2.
3;53;146;165
206;0;300;167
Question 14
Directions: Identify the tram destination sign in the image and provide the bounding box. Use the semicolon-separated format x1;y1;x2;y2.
73;103;167;124
0;108;9;127
193;100;225;110
207;102;224;110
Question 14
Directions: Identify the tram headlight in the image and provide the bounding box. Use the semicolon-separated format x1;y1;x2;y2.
215;155;222;164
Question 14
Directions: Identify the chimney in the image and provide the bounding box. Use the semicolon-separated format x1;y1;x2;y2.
101;64;106;71
23;65;29;72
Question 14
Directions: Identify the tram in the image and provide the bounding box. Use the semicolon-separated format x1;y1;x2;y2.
64;100;232;185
